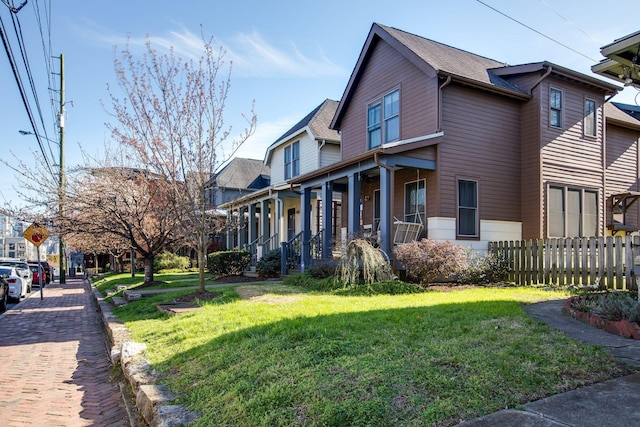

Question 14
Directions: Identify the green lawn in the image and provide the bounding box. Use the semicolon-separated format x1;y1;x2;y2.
93;272;209;294
113;284;633;426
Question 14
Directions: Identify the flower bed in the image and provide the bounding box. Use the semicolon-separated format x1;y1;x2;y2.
563;295;640;340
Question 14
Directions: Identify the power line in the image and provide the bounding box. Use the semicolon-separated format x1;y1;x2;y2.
475;0;600;63
537;0;598;43
0;12;56;179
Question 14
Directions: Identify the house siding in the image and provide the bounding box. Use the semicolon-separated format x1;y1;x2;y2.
538;78;606;236
439;84;521;225
320;143;341;168
520;83;542;239
605;123;640;230
339;38;437;161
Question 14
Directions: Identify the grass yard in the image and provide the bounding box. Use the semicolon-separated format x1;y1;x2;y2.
94;272;206;294
113;284;633;426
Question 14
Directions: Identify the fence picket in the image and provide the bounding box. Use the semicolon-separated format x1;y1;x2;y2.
488;236;633;290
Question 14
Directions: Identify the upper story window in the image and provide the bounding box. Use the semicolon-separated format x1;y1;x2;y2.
368;89;400;149
458;179;478;237
550;88;563;128
284;141;300;180
584;99;596;137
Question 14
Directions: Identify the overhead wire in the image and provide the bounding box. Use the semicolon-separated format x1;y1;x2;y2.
0;8;57;181
474;0;600;63
9;4;57;164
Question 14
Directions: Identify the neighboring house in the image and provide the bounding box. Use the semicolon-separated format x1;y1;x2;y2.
287;23;639;271
221;99;340;260
204;157;271;251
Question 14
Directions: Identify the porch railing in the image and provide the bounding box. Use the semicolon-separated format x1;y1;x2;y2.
309;229;323;264
281;231;302;275
262;233;279;252
244;235;262;266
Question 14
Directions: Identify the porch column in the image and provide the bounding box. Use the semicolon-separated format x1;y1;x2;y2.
322;180;333;259
379;166;392;258
348;172;361;235
261;199;270;245
226;209;234;250
238;207;246;249
248;203;257;244
301;187;312;271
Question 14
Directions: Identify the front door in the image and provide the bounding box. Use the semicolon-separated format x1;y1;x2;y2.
287;208;296;241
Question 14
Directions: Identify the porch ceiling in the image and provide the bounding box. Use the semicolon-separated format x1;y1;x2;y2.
592;31;640;89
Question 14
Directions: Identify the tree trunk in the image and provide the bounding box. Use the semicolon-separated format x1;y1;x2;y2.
198;225;206;292
144;256;154;284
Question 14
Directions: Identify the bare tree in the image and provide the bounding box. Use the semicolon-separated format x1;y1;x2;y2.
107;32;256;291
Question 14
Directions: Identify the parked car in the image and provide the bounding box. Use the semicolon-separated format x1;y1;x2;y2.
0;261;32;293
28;261;51;284
0;276;8;312
28;263;46;288
0;266;29;301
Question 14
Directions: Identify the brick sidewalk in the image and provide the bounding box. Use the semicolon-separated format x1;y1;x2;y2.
0;278;129;426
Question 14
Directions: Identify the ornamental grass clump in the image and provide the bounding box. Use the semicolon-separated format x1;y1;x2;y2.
395;239;467;284
336;238;395;286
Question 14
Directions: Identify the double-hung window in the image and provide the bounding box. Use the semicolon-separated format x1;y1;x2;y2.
548;185;598;237
284;141;300;180
458;179;478;237
550;88;563;128
584;99;596;137
367;89;400;149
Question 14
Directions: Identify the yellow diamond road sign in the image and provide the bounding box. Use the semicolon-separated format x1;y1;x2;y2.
23;223;50;247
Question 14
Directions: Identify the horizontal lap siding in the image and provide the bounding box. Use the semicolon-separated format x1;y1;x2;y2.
339;39;437;161
521;86;542;238
539;79;606;235
439;85;521;221
606;124;640;228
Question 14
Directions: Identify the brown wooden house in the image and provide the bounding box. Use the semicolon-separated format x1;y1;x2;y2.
288;23;640;270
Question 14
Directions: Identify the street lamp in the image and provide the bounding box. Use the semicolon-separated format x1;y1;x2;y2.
19;127;66;284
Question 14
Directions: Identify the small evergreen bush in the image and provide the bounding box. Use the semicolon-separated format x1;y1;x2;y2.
153;251;191;273
593;292;639;321
284;272;338;292
207;250;251;277
395;239;467;284
307;259;338;279
256;249;281;278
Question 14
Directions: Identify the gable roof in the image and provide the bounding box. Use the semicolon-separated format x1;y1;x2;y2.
606;102;640;130
332;23;531;129
211;158;270;190
264;99;340;164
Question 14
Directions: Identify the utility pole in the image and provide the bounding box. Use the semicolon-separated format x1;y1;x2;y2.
58;54;66;284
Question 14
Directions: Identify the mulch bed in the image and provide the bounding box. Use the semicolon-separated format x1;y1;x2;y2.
174;290;221;303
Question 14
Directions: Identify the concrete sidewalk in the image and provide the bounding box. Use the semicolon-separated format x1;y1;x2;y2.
459;299;640;426
0;278;130;426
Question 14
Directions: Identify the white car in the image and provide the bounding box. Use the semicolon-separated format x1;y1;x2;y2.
0;266;29;301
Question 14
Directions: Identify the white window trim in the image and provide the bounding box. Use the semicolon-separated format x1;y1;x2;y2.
547;184;599;238
584;98;597;138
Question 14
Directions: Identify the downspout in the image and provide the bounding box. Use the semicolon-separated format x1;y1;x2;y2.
437;75;452;132
318;139;326;169
530;65;552;94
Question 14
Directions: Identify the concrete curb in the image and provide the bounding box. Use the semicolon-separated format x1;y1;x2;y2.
91;285;200;426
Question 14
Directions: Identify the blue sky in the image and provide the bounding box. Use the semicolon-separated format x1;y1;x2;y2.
0;0;638;207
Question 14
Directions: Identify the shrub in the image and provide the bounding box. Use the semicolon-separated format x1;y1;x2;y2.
307;259;338;279
593;292;639;321
336;239;395;286
394;239;467;284
457;251;510;284
207;250;251;277
284;272;338;292
256;249;281;278
153;251;191;273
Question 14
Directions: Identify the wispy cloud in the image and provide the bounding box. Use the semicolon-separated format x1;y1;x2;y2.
74;20;344;78
230;115;299;161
